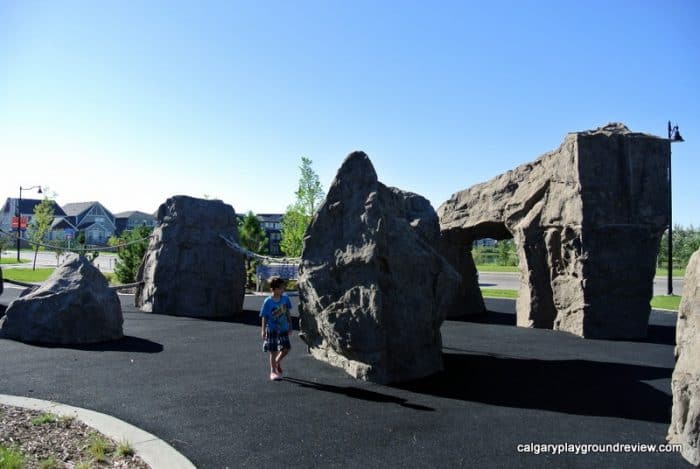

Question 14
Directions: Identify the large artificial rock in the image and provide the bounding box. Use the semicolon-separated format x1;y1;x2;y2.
438;123;669;338
0;254;123;344
668;248;700;466
135;195;245;318
298;151;460;384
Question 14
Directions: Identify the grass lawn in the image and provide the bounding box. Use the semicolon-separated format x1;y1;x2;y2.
3;267;119;285
2;268;55;283
0;258;29;264
481;288;680;311
650;295;681;311
655;267;685;278
480;288;518;299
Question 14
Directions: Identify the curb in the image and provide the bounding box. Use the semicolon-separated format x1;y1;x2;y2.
0;394;196;469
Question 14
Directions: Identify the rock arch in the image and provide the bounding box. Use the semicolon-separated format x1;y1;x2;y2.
438;123;670;339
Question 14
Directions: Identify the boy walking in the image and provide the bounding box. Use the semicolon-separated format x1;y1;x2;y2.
260;276;293;380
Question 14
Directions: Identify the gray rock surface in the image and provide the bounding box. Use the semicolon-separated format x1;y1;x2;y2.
668;248;700;466
438;123;669;338
298;151;459;384
0;254;123;344
135;195;245;318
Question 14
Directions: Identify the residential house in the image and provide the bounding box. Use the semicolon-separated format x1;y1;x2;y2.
60;201;117;245
114;211;157;236
0;198;67;245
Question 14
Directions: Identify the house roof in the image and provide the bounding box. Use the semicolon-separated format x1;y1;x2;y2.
62;201;114;219
13;198;67;217
51;218;77;230
114;210;156;219
257;213;284;222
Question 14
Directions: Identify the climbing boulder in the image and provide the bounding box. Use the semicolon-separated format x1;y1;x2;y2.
298;152;459;384
135;195;245;317
0;254;123;344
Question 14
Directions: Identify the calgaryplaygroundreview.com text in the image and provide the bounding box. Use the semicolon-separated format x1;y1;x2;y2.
517;442;682;455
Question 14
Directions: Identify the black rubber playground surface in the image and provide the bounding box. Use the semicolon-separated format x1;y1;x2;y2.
0;292;690;468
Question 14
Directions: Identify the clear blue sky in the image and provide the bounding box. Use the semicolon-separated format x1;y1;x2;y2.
2;1;698;227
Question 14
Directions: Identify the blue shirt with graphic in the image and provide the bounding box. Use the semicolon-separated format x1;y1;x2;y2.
260;294;293;333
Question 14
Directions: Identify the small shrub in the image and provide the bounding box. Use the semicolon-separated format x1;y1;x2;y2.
116;439;135;457
87;433;111;462
0;445;25;469
31;412;57;425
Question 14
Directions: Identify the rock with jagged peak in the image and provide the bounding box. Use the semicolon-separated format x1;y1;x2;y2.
298;151;459;384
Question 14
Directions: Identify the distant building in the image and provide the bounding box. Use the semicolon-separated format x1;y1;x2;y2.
236;212;284;256
114;211;157;236
473;238;497;248
0;198;67;245
60;201;116;245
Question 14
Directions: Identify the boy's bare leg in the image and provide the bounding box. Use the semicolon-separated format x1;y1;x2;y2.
269;352;278;373
275;349;289;372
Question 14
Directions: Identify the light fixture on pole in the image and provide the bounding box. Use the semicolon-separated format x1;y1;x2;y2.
666;121;684;296
16;185;43;262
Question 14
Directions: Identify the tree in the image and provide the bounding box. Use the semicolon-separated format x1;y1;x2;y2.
27;198;55;270
113;225;152;283
238;211;269;288
0;232;12;262
280;157;324;257
51;239;69;266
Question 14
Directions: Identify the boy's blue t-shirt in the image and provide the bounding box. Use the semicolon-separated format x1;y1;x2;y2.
259;294;293;333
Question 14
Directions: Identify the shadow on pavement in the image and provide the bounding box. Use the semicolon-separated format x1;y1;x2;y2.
395;352;672;423
23;336;164;353
282;376;435;411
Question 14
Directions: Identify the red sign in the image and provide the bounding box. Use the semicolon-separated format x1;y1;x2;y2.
11;216;28;229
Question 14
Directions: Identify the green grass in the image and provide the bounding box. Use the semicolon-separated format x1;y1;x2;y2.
655;267;685;278
0;445;25;469
87;433;111;462
39;456;60;469
1;268;54;283
480;288;518;299
0;258;29;264
482;288;680;311
115;440;135;457
650;295;681;311
31;412;57;425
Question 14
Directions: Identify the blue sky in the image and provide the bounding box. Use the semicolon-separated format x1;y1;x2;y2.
1;1;698;226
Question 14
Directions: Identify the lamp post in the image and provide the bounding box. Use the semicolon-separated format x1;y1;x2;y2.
667;121;684;295
16;185;42;262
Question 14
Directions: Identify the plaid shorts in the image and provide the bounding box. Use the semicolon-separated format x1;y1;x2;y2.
263;330;291;352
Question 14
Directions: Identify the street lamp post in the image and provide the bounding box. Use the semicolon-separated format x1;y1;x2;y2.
667;121;684;296
16;185;43;262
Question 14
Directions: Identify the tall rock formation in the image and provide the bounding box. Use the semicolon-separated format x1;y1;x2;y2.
135;195;245;318
668;248;700;466
298;152;460;383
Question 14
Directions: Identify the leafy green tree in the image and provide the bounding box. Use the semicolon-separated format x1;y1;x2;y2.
281;157;325;257
0;232;12;261
27;198;55;270
113;225;152;283
496;239;517;266
658;225;700;269
238;211;269;288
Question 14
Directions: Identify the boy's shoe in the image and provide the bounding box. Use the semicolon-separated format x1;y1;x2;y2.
269;372;281;381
